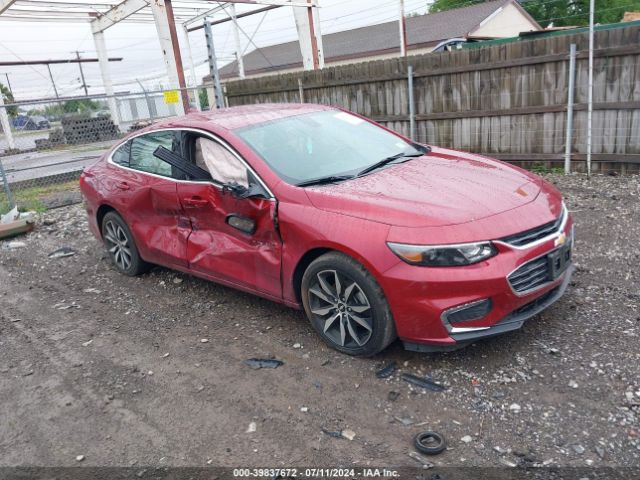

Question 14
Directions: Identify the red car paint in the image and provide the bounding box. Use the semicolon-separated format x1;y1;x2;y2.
80;104;573;350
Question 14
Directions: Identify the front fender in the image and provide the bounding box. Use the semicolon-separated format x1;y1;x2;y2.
278;202;398;304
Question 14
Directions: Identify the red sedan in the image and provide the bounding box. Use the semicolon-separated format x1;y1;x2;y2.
80;104;574;356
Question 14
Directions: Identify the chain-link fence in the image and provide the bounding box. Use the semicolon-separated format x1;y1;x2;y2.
0;86;211;215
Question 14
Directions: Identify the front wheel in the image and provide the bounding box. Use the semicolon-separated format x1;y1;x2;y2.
301;252;396;356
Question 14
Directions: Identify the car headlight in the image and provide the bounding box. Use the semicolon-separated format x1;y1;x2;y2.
387;241;497;266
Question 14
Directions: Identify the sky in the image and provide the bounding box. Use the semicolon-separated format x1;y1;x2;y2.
0;0;432;101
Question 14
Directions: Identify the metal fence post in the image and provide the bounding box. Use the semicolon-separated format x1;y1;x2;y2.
298;78;304;103
0;158;14;210
223;85;229;108
564;43;576;174
0;96;15;151
136;80;156;121
407;64;415;141
586;0;594;177
204;18;225;110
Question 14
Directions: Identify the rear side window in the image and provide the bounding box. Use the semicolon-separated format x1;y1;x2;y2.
130;131;175;177
112;141;131;166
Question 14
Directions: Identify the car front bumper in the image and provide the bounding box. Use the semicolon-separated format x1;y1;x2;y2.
379;217;574;351
402;264;574;351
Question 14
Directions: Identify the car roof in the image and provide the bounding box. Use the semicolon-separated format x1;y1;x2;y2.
172;103;336;131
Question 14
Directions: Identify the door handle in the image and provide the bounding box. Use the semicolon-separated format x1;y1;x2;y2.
116;181;130;191
183;196;209;207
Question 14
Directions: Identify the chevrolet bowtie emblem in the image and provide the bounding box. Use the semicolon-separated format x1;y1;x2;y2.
554;232;566;247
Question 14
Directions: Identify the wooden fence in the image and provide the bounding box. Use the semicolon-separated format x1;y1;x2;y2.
224;22;640;173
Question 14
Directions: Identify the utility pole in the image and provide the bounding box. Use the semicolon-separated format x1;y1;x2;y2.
75;51;89;96
46;64;60;98
399;0;408;57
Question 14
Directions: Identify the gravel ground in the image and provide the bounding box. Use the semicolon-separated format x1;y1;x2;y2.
0;173;639;475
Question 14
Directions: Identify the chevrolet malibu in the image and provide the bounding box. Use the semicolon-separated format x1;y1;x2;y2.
80;104;574;356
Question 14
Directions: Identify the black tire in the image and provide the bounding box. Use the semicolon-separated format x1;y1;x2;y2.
414;431;447;455
301;252;396;356
101;211;150;276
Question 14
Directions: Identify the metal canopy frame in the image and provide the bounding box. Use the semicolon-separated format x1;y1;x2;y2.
0;0;323;128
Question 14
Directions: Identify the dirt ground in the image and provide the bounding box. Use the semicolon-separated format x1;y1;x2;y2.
1;173;639;474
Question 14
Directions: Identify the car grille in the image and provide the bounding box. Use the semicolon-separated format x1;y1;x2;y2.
511;286;558;316
500;208;565;247
508;255;552;293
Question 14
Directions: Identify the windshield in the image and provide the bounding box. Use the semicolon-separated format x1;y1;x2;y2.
235;110;420;185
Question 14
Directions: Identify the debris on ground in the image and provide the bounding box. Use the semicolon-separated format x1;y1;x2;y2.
341;429;355;441
375;361;397;379
394;416;415;426
244;358;284;369
0;207;19;225
414;431;447;455
321;428;342;439
48;246;77;259
407;451;434;468
388;390;400;401
401;373;446;392
0;207;35;240
498;457;518;467
246;422;256;433
320;427;356;440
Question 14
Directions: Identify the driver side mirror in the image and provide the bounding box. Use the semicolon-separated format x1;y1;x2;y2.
222;182;268;200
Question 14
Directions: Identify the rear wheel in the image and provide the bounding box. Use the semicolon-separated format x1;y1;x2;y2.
101;211;150;276
301;252;396;356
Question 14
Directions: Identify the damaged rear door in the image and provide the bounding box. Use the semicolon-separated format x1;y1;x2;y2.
106;130;189;268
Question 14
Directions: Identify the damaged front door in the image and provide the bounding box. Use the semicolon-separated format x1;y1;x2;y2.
177;133;282;299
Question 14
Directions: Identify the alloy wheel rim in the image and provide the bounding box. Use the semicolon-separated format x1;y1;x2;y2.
104;220;132;271
308;269;373;348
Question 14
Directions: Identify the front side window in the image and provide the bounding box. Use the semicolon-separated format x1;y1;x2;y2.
129;131;176;177
194;137;248;187
234;110;419;185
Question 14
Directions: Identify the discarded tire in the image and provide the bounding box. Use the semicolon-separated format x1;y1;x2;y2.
414;431;446;455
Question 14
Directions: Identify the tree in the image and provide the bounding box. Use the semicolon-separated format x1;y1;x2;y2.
520;0;640;27
429;0;483;15
199;88;210;110
62;98;100;114
428;0;640;27
0;83;17;116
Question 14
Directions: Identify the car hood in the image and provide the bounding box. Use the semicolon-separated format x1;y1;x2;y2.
304;147;542;228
